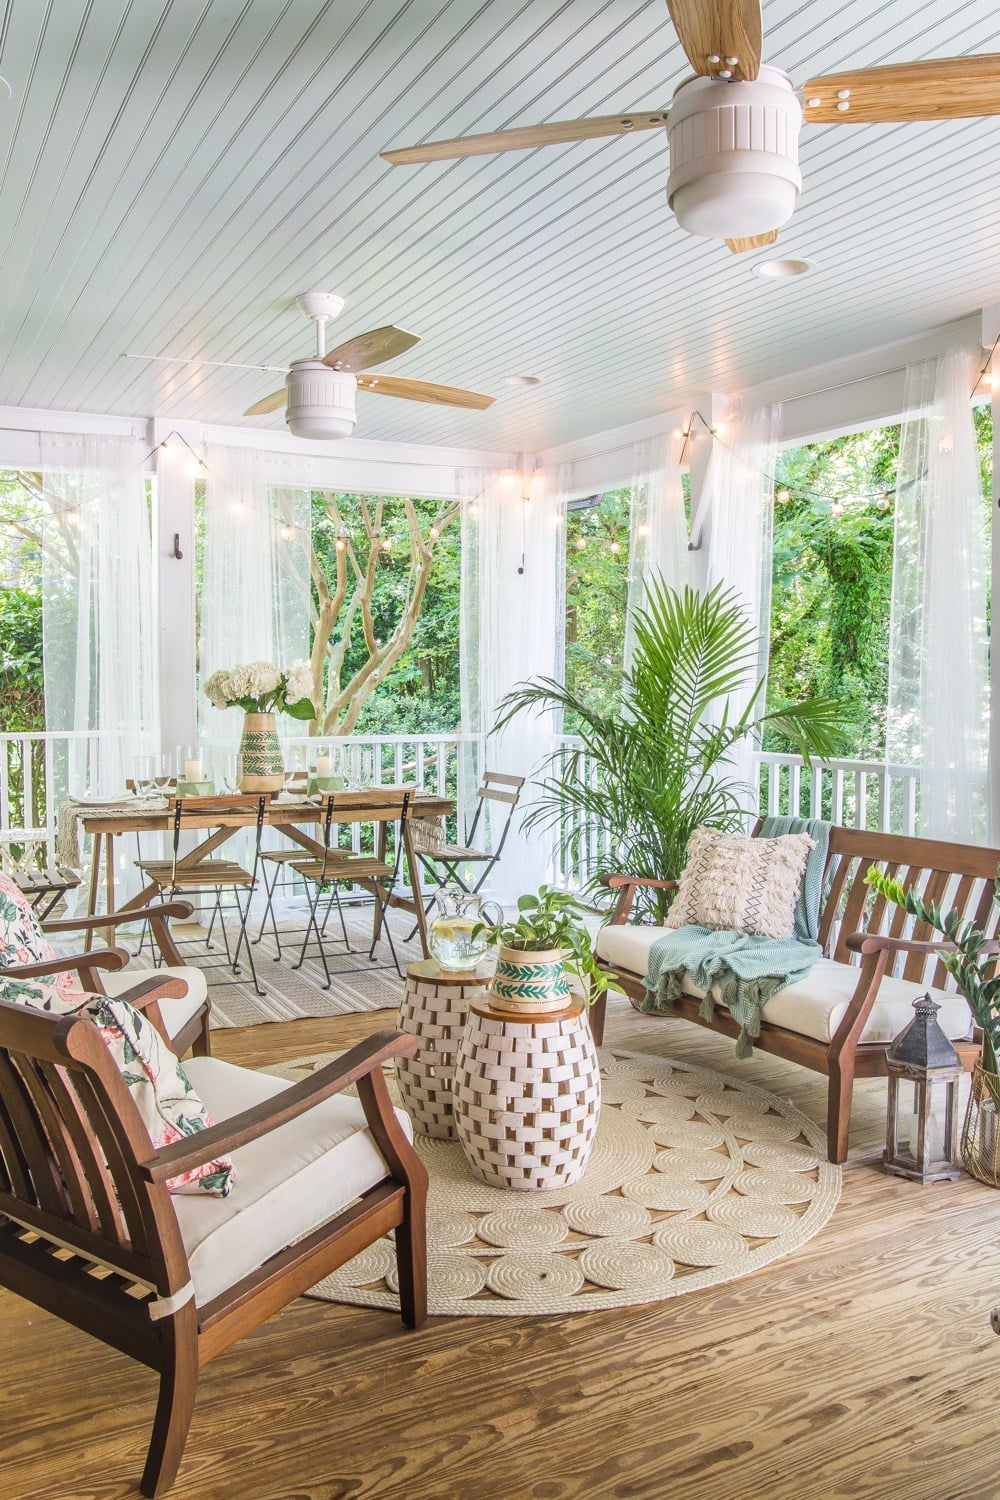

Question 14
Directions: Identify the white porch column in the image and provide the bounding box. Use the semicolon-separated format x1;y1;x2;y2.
149;418;199;755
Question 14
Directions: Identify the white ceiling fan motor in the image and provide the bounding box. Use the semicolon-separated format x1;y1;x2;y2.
285;362;357;440
285;290;357;439
666;65;803;238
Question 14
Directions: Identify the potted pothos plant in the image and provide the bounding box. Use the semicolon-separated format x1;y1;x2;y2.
474;885;623;1016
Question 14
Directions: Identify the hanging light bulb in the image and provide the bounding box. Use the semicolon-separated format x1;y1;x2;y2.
776;488;791;504
381;537;392;552
876;493;892;512
468;502;478;518
429;525;439;538
335;537;347;552
609;540;621;555
576;537;587;551
831;500;845;518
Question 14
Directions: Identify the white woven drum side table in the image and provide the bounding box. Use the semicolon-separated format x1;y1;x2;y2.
453;995;602;1191
394;959;492;1139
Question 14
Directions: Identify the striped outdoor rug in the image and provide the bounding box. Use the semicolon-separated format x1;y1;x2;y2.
130;904;425;1027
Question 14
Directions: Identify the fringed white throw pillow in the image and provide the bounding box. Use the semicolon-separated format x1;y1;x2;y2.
666;826;816;941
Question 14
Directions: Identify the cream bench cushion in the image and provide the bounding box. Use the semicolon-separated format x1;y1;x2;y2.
595;924;973;1046
102;964;208;1047
175;1057;414;1306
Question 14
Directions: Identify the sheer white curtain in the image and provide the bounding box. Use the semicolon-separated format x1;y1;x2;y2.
41;432;159;800
701;403;781;806
460;463;567;899
887;347;989;842
200;446;312;755
625;431;689;667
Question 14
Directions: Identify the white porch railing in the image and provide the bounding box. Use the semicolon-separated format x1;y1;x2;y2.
548;739;922;888
756;753;920;836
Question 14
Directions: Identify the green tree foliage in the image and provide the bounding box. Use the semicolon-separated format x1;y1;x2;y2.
767;409;993;759
564;489;630;723
0;473;45;732
308;491;461;734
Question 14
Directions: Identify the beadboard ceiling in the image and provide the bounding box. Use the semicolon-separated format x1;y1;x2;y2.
0;0;998;451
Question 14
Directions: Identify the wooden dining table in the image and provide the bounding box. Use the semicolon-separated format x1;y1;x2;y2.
79;787;454;959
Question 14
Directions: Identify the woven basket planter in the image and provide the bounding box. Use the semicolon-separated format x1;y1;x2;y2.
488;944;572;1015
961;1062;1000;1187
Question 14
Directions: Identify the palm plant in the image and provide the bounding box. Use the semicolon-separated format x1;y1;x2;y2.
495;577;851;916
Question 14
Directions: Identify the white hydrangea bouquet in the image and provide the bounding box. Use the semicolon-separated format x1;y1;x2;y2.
203;660;316;721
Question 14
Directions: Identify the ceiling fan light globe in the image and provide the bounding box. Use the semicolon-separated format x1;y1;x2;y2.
667;67;802;239
285;362;357;441
670;172;799;238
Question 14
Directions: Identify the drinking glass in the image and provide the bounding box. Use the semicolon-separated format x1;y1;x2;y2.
133;755;154;797
220;752;242;794
151;751;172;794
283;743;304;795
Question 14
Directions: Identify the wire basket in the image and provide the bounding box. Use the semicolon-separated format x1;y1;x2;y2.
961;1063;1000;1187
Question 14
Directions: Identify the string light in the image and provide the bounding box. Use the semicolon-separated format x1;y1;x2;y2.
468;501;478;517
609;541;621;555
830;500;845;518
429;525;439;538
576;537;587;550
776;488;791;504
381;537;392;551
142;430;208;472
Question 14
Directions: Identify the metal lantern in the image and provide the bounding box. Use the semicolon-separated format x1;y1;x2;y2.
883;995;963;1183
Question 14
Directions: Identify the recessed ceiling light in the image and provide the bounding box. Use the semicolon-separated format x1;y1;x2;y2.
502;374;542;387
751;257;816;280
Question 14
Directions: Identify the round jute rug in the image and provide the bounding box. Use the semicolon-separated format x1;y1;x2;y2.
265;1047;841;1318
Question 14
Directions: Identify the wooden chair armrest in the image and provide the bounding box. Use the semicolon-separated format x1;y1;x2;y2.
113;975;189;1009
2;947;131;980
600;873;678;925
41;901;195;934
844;930;1000;958
140;1030;419;1183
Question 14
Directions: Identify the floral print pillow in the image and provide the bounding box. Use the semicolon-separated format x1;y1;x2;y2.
0;870;79;1000
0;875;233;1197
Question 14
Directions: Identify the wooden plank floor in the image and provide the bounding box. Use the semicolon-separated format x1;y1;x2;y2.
1;1001;998;1500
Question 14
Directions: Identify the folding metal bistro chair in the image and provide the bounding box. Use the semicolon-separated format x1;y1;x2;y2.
408;771;524;932
288;788;410;989
134;794;267;996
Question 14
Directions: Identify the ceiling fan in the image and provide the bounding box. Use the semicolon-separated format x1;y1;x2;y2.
381;0;1000;253
132;291;495;440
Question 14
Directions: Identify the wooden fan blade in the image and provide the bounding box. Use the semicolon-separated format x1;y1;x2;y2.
357;373;494;410
381;110;667;164
666;0;763;82
726;229;780;253
323;325;420;371
244;387;287;416
802;54;1000;125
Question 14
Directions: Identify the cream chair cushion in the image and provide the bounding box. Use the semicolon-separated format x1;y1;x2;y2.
595;925;973;1045
175;1057;413;1306
102;965;208;1046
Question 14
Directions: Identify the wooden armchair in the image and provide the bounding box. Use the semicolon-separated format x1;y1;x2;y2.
0;1001;428;1496
2;898;212;1058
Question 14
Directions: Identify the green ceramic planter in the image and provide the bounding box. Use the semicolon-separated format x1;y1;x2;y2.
488;944;572;1014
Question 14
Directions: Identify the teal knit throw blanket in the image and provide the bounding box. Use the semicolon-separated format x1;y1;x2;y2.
641;817;832;1057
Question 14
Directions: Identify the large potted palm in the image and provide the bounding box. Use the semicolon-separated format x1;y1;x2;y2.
496;577;850;917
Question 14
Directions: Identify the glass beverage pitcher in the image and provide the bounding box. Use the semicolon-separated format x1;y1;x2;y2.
428;886;503;972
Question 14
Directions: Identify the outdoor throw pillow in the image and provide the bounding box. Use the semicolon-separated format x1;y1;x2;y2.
0;950;234;1198
0;869;81;1001
665;825;816;941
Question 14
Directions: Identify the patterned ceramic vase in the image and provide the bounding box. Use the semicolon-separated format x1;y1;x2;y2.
238;711;284;792
488;944;572;1015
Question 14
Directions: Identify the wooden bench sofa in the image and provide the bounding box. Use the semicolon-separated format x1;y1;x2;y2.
590;824;994;1162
